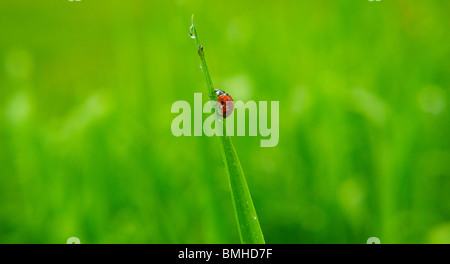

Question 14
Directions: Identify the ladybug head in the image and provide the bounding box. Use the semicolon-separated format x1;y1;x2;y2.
214;89;227;96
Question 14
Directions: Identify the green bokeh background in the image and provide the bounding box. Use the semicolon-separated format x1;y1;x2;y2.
0;0;449;243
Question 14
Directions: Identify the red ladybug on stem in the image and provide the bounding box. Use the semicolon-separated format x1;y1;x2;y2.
214;89;234;118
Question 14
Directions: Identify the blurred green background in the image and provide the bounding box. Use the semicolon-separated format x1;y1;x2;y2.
0;0;449;244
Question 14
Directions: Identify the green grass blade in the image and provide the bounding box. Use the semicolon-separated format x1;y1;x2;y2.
219;133;266;244
190;15;265;244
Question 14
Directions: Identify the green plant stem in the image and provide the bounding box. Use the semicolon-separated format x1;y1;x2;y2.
190;15;265;244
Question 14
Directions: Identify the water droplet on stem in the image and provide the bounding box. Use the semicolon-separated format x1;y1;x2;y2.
189;24;196;39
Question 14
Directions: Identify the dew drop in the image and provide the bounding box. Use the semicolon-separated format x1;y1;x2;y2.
189;24;196;39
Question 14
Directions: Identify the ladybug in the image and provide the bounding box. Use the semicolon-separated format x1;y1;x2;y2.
214;89;234;118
